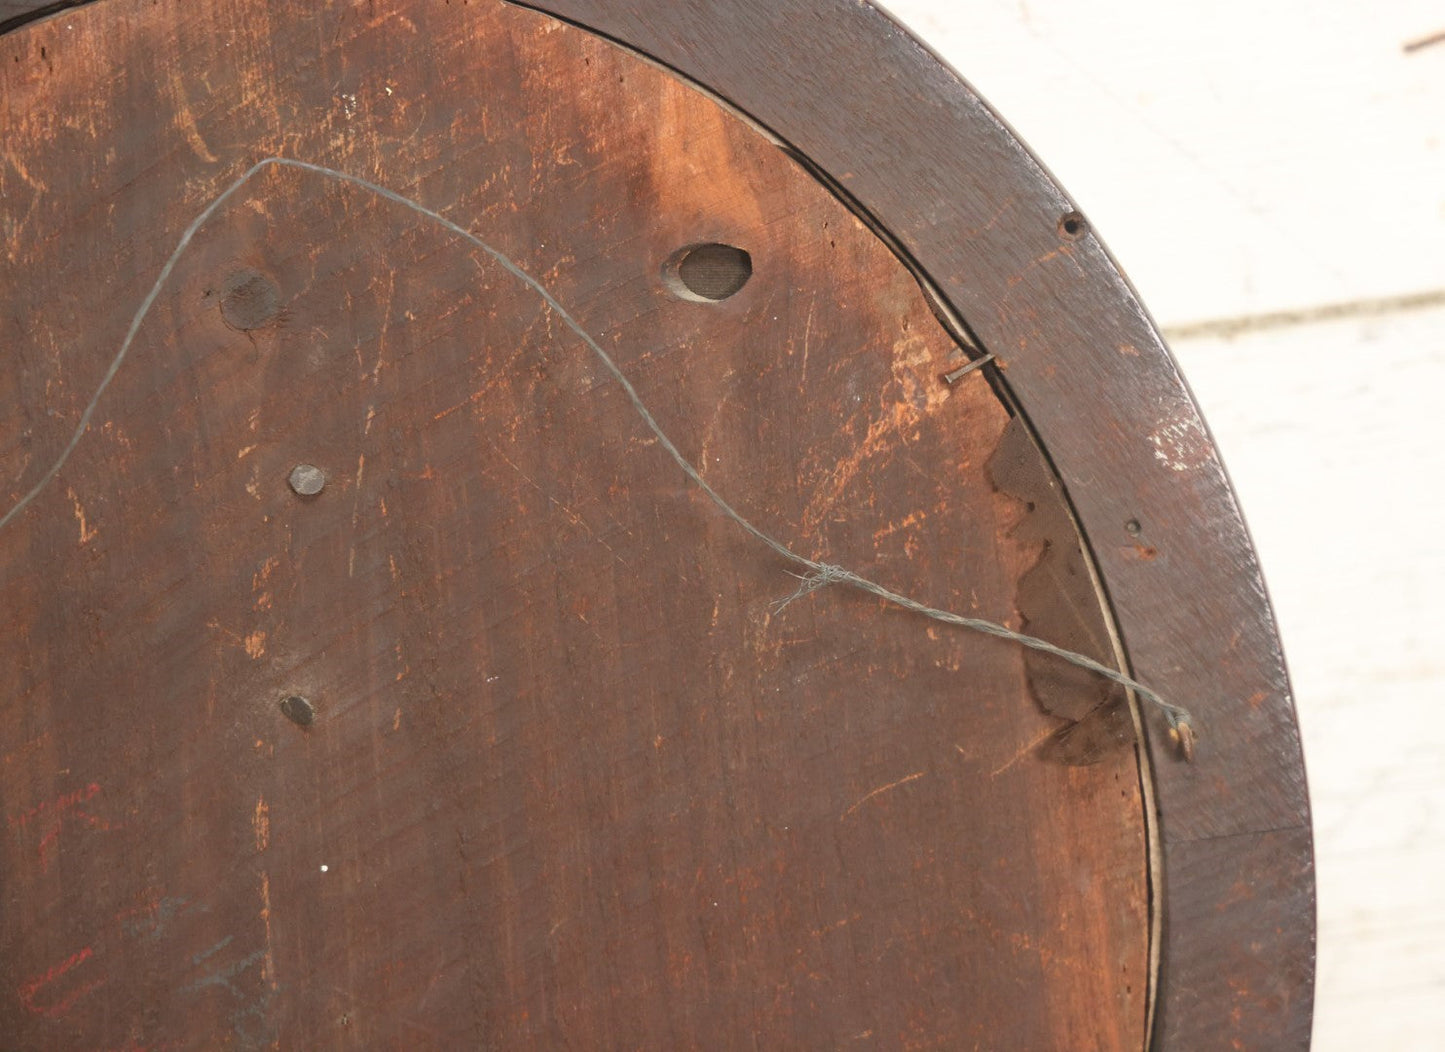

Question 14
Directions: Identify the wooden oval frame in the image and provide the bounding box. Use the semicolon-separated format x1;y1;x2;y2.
505;2;1316;1049
0;1;1316;1046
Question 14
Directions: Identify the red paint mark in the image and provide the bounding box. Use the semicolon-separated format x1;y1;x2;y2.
8;782;111;871
9;783;101;829
18;946;102;1018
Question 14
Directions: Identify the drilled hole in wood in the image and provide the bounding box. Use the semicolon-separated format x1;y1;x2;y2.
664;243;752;302
280;695;315;728
1059;212;1088;241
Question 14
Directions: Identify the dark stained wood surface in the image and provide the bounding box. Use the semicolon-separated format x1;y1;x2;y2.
1;2;1162;1048
512;2;1317;1048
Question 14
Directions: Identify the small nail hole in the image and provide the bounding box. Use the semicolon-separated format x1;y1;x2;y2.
663;243;752;302
1059;212;1088;240
280;695;315;727
1125;518;1142;535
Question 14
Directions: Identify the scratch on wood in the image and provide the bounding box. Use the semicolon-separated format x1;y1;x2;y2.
252;796;269;852
67;487;98;545
798;294;817;391
988;726;1058;778
259;873;278;994
841;770;925;820
166;67;219;164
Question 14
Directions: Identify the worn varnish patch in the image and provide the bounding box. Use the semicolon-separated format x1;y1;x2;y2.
989;417;1127;726
0;1;1147;1047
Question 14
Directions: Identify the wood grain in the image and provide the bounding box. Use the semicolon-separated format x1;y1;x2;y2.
1;1;1155;1047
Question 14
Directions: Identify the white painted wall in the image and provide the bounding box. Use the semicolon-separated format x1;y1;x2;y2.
879;3;1445;1048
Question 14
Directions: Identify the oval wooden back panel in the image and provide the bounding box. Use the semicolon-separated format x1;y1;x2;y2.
0;1;1309;1049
